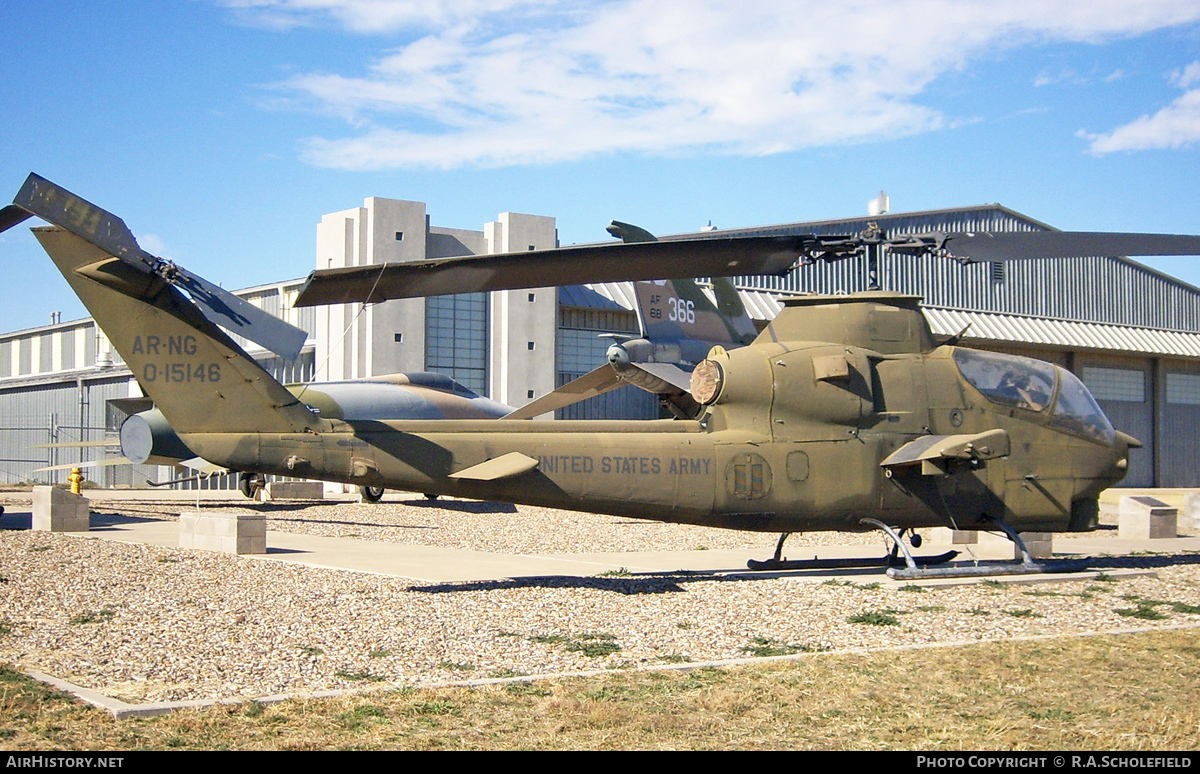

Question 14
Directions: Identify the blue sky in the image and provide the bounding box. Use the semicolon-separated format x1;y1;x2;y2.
3;0;1200;332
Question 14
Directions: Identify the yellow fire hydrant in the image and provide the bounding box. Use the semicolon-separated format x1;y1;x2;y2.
68;467;84;496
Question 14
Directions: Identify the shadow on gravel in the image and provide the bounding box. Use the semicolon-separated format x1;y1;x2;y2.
397;499;518;513
408;551;1200;595
1089;552;1200;570
408;573;701;595
266;516;438;530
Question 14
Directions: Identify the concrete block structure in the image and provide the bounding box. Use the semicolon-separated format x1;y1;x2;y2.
1118;495;1177;539
179;511;266;555
265;481;324;500
31;486;90;532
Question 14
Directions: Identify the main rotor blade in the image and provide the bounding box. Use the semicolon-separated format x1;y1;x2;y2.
938;231;1200;262
503;365;625;419
295;235;812;306
0;204;32;234
34;457;132;472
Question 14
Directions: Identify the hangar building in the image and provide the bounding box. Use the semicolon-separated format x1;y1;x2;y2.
1;197;1198;489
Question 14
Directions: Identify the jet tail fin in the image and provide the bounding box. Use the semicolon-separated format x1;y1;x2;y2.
633;278;757;344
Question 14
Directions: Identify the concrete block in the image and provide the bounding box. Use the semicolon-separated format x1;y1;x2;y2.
179;511;266;555
973;529;1053;559
1098;500;1120;527
1016;532;1053;560
1119;496;1177;540
1183;492;1200;530
265;481;324;500
31;486;90;532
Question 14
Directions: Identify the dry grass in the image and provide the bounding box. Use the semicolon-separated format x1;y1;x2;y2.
3;628;1199;750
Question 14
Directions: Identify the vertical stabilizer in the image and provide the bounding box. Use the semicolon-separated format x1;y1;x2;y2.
33;227;323;436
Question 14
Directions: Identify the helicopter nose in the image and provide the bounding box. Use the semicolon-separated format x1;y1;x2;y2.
1110;430;1141;480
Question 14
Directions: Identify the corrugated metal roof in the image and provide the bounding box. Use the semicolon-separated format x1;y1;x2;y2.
572;283;638;310
656;205;1200;332
560;284;631;311
921;306;1200;359
572;282;1200;359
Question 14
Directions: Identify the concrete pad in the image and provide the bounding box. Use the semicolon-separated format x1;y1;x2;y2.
17;496;1200;587
1184;492;1200;530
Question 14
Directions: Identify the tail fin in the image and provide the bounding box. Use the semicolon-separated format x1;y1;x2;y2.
31;226;322;435
633;278;757;345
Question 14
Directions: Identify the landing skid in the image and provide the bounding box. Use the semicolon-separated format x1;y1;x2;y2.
747;550;960;572
746;528;958;572
747;520;1093;580
860;518;1091;580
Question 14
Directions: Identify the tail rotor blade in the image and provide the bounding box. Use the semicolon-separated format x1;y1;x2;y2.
170;265;307;361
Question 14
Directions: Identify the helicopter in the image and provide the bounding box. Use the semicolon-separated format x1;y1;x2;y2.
7;172;1200;579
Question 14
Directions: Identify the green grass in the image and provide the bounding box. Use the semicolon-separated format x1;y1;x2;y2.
68;609;115;626
531;632;621;658
438;662;475;672
847;610;902;626
335;669;385;682
5;629;1200;749
739;637;826;657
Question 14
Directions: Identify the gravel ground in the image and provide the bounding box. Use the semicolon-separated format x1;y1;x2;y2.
1;494;1199;705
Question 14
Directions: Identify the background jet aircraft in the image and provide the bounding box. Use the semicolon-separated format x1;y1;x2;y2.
37;371;512;498
508;221;760;419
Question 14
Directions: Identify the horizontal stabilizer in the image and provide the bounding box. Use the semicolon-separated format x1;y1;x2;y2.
179;457;228;475
448;452;539;481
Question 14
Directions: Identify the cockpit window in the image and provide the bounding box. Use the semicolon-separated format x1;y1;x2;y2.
1049;368;1116;444
952;349;1057;413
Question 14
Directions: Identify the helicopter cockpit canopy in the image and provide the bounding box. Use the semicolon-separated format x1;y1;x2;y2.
952;349;1116;445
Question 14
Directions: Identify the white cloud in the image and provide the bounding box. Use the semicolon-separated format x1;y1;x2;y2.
135;233;171;258
222;0;1200;168
1083;87;1200;153
1173;61;1200;88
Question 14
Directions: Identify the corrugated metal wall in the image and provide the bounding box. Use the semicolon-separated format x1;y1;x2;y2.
0;375;160;486
730;207;1200;332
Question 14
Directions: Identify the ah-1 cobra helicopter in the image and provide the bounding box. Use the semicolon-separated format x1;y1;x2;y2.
6;173;1200;578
